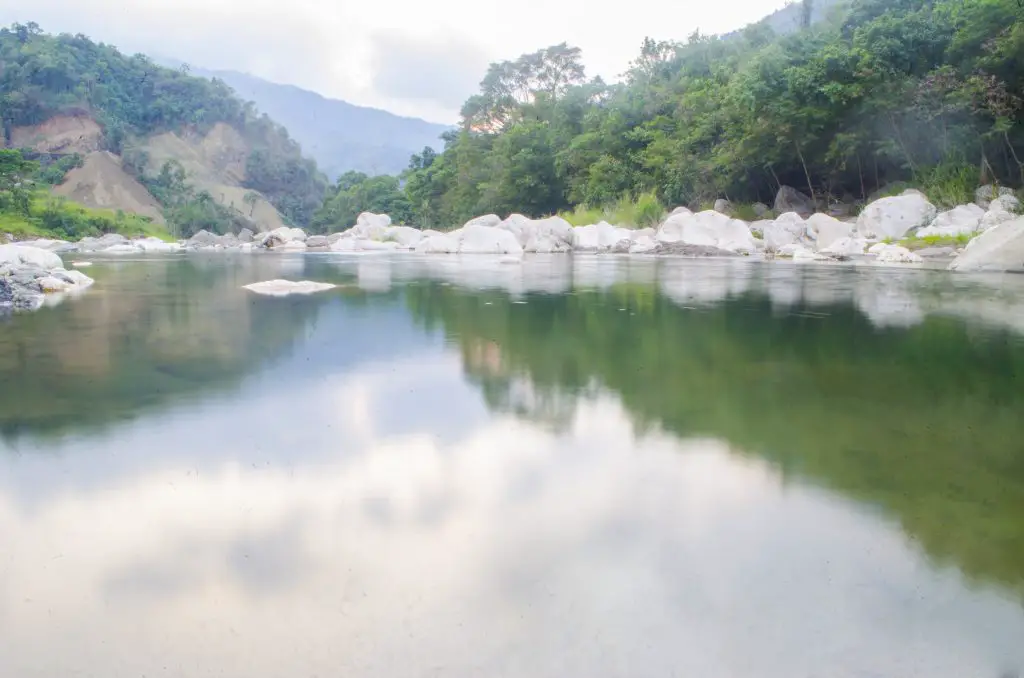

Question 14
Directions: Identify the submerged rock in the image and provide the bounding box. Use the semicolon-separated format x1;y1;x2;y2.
242;280;336;296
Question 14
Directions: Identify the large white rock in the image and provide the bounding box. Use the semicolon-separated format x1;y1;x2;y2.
0;244;63;270
134;237;182;253
462;214;502;230
656;210;756;253
874;244;923;264
916;204;984;238
460;224;524;254
415;233;461;254
980;204;1017;232
991;194;1020;213
820;237;869;256
949;217;1024;272
629;235;659;254
668;206;693;218
856;194;937;239
384;226;424;248
572;221;632;251
525;231;573;253
762;212;812;251
776;243;823;260
807;213;852;250
975;185;1015;209
243;279;336;296
497;214;535;245
348;212;392;240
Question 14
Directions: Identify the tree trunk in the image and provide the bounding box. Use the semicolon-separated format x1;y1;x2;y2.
794;142;816;204
857;153;866;201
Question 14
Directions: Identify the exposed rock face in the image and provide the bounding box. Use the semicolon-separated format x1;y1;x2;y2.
856;194;937;240
949;217;1024;272
774;186;815;218
10;114;103;154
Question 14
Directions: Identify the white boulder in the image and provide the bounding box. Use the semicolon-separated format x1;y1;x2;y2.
0;244;63;270
820;237;869;256
415;233;461;254
349;212;392;239
656;210;756;253
874;244;923;264
949;217;1024;272
134;237;181;253
462;214;502;230
916;204;984;238
459;225;524;255
572;222;632;252
807;213;852;250
762;212;812;251
384;226;425;248
856;194;937;239
975;185;1016;209
629;235;659;254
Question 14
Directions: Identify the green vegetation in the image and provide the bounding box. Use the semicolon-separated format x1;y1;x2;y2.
33;153;84;185
899;233;973;249
312;171;413;233
138;160;248;237
0;23;327;226
560;191;666;228
1;148;168;239
388;0;1024;226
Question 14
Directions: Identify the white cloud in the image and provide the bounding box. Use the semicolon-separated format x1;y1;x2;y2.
1;0;793;122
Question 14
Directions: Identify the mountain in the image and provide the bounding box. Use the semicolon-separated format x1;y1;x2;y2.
1;24;328;236
171;64;451;179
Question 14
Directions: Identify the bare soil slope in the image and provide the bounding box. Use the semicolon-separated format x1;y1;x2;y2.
10;115;103;155
137;123;283;230
54;151;166;224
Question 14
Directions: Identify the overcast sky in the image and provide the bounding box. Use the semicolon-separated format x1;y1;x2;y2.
0;0;790;123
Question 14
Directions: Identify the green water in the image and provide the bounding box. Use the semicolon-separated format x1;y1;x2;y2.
1;253;1023;677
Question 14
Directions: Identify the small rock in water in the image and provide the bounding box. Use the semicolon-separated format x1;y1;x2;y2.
242;280;336;297
71;261;93;268
500;255;522;264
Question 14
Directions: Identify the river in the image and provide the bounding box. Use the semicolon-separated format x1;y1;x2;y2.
2;253;1023;677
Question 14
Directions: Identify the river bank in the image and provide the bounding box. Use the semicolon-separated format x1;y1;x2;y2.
4;186;1023;313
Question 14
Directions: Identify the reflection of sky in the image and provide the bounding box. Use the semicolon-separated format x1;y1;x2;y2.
3;362;1024;675
3;255;1024;677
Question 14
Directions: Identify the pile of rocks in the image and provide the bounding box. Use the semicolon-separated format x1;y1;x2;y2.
0;244;94;312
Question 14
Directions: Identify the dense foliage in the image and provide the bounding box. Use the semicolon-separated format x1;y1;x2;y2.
140;160;249;237
312;171;413;232
396;0;1024;226
0;23;327;226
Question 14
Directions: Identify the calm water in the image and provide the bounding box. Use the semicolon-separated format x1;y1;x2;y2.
2;253;1024;678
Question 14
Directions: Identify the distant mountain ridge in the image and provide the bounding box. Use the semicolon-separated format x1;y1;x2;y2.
159;60;450;179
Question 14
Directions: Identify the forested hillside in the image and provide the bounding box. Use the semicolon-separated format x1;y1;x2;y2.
343;0;1024;231
0;23;327;231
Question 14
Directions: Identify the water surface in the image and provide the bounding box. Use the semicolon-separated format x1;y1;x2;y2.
2;254;1024;677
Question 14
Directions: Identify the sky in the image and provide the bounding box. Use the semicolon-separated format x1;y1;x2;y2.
0;0;791;124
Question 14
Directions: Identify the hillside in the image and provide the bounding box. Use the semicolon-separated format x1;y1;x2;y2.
0;23;328;235
168;64;450;178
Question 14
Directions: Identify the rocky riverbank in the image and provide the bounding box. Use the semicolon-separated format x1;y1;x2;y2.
0;245;95;313
4;185;1023;313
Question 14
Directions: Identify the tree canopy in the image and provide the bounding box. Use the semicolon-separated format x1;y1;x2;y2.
392;0;1024;227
